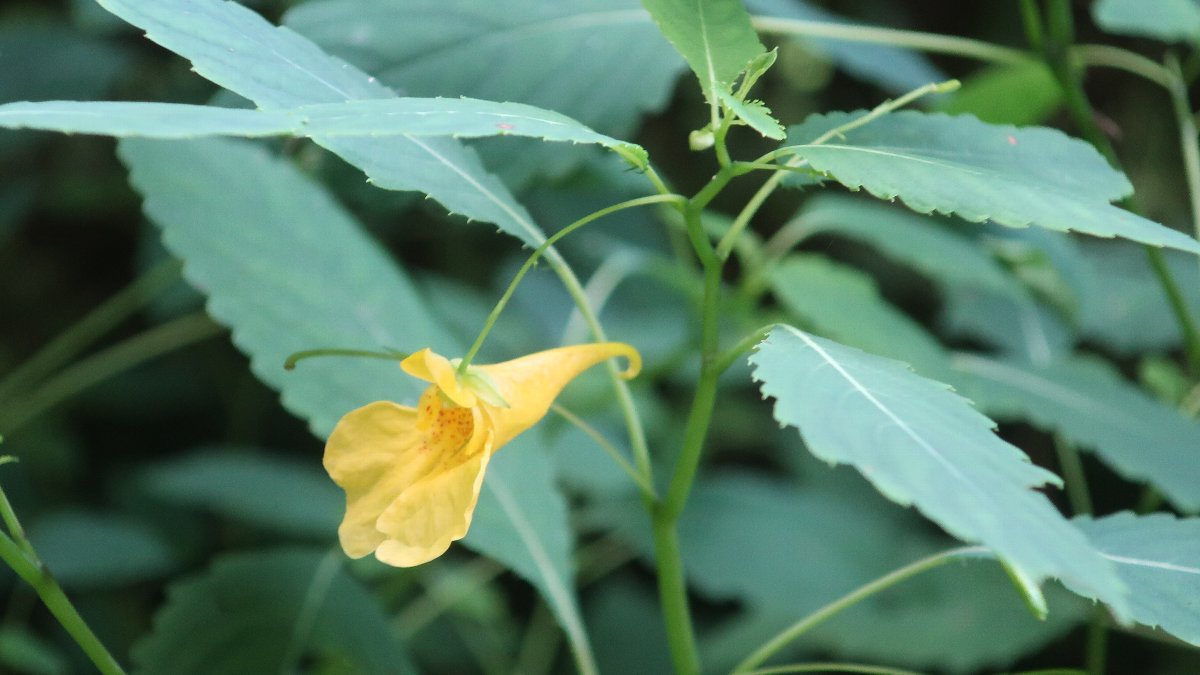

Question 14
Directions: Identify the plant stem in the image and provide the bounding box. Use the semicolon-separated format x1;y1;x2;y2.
650;204;724;675
0;259;181;403
1166;54;1200;243
732;546;986;673
741;664;927;675
1052;434;1093;515
750;16;1027;64
551;402;657;500
459;195;684;372
1029;1;1200;375
0;481;126;675
0;313;223;435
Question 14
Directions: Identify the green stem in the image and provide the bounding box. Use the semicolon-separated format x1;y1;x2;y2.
1085;605;1109;675
732;546;986;673
284;348;409;370
717;171;786;261
1052;434;1093;516
750;15;1027;64
741;664;927;675
651;513;700;675
0;313;222;435
0;503;125;674
649;205;727;675
458;194;684;372
0;259;181;403
0;480;34;559
714;324;778;375
550;402;657;499
1166;54;1200;243
1031;2;1200;375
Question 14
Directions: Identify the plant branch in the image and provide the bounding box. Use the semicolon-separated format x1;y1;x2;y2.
0;479;126;675
732;546;987;673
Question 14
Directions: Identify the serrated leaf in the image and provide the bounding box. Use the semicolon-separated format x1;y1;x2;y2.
137;447;343;538
749;325;1129;618
1093;0;1200;42
716;90;785;139
131;549;415;674
0;98;647;167
1074;512;1200;646
782;111;1200;255
786;194;1023;298
27;511;175;589
284;0;682;139
118;136;592;664
769;255;949;376
952;353;1200;512
744;0;947;95
96;0;550;247
641;0;766;102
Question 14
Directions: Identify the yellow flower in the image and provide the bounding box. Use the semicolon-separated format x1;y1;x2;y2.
323;342;641;567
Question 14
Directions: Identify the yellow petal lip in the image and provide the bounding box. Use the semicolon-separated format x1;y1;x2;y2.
324;341;641;567
400;348;477;408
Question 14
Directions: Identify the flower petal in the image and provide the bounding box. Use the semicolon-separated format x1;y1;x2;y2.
374;431;495;567
323;395;483;561
401;348;477;408
479;342;641;447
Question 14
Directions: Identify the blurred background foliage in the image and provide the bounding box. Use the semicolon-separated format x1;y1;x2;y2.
0;0;1198;673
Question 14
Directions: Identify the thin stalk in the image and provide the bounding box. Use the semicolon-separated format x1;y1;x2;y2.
459;194;684;371
713;324;777;375
0;489;125;675
717;172;786;261
0;476;34;558
732;547;986;673
0;259;181;403
1031;2;1200;375
1074;45;1174;89
750;16;1027;64
1085;606;1109;675
1166;54;1200;242
742;664;927;675
284;348;408;370
0;313;223;435
1052;434;1093;516
551;402;657;499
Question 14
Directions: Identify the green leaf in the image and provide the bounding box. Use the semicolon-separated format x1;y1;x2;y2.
0;101;295;137
96;0;551;247
744;0;946;95
118;137;451;436
937;59;1063;126
785;194;1023;298
0;627;68;675
1076;245;1200;355
749;325;1130;618
131;548;415;674
1093;0;1200;42
466;437;595;670
952;353;1200;512
27;511;175;589
940;286;1074;364
0;98;647;167
782;111;1200;255
641;0;766;102
284;0;683;139
716;90;785;139
769;255;949;377
1074;512;1200;646
137;447;343;538
118;137;591;663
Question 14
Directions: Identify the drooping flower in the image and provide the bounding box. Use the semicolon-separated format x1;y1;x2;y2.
323;342;640;567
